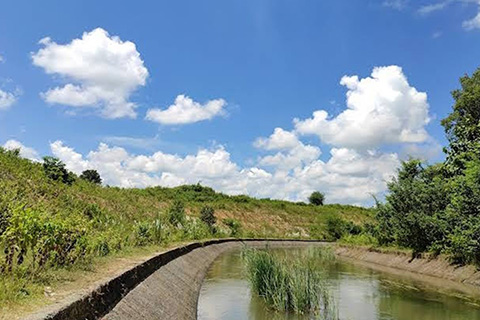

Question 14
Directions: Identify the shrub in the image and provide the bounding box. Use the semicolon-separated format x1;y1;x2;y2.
167;200;186;226
1;204;86;270
82;203;103;220
183;219;211;240
231;195;251;203
200;205;216;230
80;169;102;185
374;161;449;253
309;191;325;206
42;156;75;185
223;218;242;237
325;215;346;240
134;221;152;246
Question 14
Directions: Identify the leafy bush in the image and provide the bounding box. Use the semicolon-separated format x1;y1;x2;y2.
42;156;75;185
200;205;216;230
134;221;152;246
223;218;242;237
309;191;325;206
325;215;346;240
80;169;102;185
374;161;450;253
167;200;186;226
182;218;211;240
1;204;86;271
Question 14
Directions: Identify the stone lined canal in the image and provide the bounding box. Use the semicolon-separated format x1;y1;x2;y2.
197;247;480;320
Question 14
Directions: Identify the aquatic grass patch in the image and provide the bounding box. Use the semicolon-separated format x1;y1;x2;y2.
242;247;338;318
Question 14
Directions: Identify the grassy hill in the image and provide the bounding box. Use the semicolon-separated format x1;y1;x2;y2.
0;147;371;315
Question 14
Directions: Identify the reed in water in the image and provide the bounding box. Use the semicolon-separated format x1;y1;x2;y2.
242;247;338;319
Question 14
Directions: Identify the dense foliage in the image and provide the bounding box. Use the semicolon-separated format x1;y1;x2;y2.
371;67;480;265
80;169;102;185
42;156;75;185
309;191;325;206
200;205;216;231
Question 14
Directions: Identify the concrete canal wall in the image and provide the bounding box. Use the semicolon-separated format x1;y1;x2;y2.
23;239;324;320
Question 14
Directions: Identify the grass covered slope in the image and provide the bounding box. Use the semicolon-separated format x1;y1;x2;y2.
0;147;370;315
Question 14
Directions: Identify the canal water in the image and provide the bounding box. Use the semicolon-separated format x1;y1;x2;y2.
197;247;480;320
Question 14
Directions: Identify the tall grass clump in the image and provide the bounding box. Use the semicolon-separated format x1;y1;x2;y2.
242;247;338;319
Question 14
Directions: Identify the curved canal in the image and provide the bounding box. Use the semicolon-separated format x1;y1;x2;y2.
197;247;480;320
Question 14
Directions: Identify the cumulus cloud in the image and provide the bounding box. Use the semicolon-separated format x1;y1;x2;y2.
49;139;399;205
0;89;17;110
3;140;40;161
145;95;226;125
463;8;480;30
294;66;430;150
255;128;321;171
298;149;400;203
32;28;148;119
401;140;442;161
46;65;434;204
254;128;301;150
0;57;19;110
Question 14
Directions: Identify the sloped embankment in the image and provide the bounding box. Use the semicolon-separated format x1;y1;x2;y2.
23;239;324;320
335;245;480;288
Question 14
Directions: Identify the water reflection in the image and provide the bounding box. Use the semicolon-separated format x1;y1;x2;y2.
198;248;480;320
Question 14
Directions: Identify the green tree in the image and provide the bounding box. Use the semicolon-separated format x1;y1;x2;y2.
200;205;216;230
42;156;75;185
442;68;480;175
80;169;102;185
375;160;450;253
309;191;325;206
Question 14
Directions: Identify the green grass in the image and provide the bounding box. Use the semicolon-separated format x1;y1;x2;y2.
242;247;338;318
0;147;371;314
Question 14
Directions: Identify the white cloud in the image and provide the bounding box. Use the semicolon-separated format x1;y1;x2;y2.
416;0;480;30
254;128;301;150
259;144;321;171
145;95;226;125
102;136;160;150
418;1;451;15
296;148;399;203
401;140;442;161
50;141;239;189
463;9;480;30
0;56;19;110
32;28;148;119
49;139;399;205
3;140;40;161
383;0;409;10
0;89;17;110
294;66;430;150
255;128;321;171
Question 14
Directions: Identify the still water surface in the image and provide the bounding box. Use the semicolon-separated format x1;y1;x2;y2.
197;248;480;320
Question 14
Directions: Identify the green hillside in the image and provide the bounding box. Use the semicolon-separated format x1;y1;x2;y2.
0;147;371;316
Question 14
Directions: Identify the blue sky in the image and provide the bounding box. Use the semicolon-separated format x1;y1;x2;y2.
1;0;480;205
